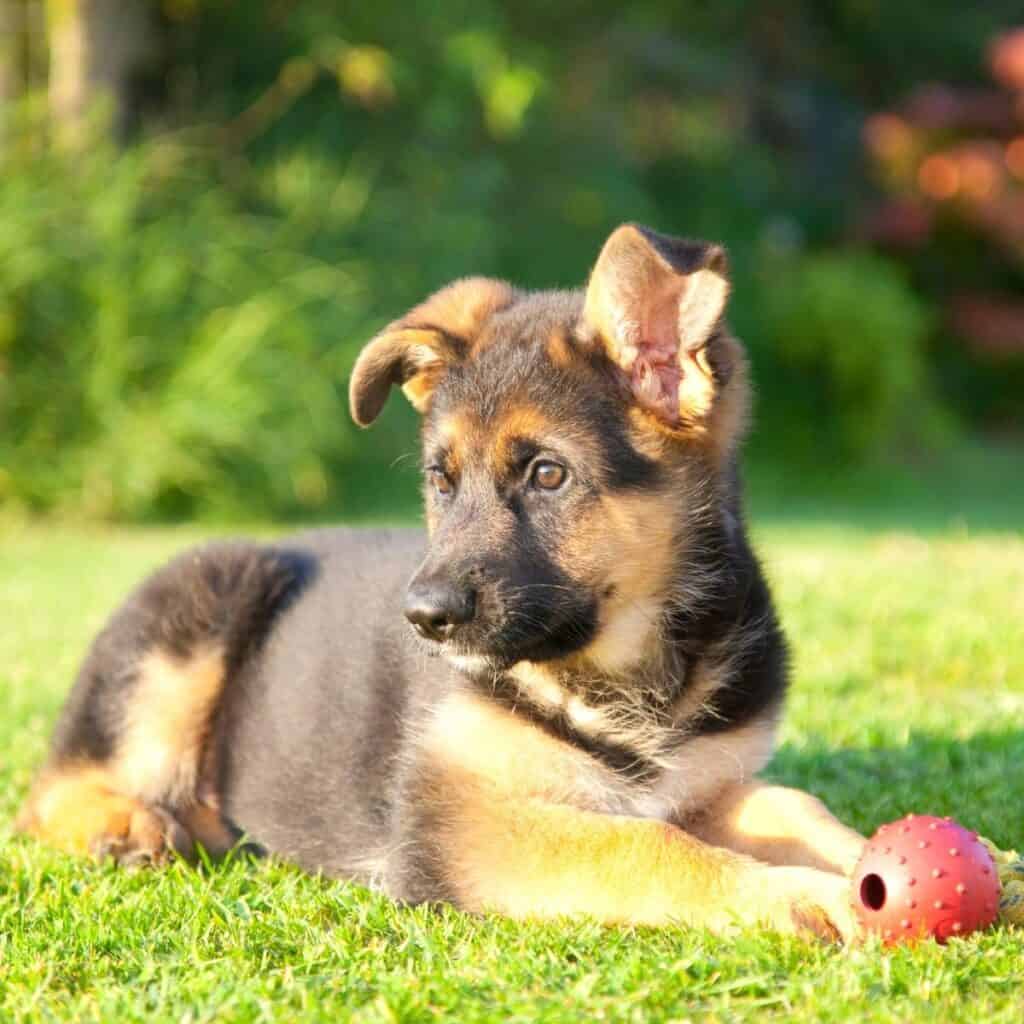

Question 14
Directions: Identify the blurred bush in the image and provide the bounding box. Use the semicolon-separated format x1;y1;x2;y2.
757;251;949;458
1;3;1021;521
0;134;385;520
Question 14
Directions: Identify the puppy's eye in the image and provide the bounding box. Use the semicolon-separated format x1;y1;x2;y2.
531;461;567;491
427;467;453;495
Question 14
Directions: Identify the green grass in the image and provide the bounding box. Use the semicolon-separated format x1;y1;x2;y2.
2;507;1023;1022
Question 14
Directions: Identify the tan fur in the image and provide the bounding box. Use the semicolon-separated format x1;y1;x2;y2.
177;801;238;858
666;653;735;730
634;718;778;822
422;690;635;812
442;786;854;938
559;488;680;675
433;410;476;450
396;331;451;413
113;645;226;805
546;327;576;369
507;661;575;713
487;406;560;471
414;277;514;344
691;781;868;876
16;644;230;861
625;406;675;461
497;474;740;772
15;766;189;860
677;267;730;361
497;479;683;744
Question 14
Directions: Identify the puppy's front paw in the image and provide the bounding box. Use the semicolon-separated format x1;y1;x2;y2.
754;866;860;944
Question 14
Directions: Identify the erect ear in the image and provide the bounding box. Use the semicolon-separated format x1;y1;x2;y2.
349;277;514;426
583;223;740;434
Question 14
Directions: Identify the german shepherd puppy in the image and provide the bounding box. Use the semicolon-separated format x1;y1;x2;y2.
17;225;867;941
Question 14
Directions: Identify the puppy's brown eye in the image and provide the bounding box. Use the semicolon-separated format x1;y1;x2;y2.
428;468;453;495
531;461;566;491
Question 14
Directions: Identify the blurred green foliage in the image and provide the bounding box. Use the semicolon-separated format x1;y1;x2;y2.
1;1;1021;520
758;251;949;458
0;137;380;519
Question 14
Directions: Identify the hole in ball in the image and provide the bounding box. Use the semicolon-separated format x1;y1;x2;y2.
860;873;887;911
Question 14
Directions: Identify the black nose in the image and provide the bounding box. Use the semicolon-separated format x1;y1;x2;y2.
404;579;477;641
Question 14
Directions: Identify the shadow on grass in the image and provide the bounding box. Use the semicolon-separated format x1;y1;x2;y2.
767;727;1024;848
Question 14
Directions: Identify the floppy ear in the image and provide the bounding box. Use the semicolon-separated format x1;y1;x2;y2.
349;326;458;427
349;277;514;426
583;223;742;435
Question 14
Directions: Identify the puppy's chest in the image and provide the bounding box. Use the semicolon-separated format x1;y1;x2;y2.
420;681;776;823
626;720;777;823
551;701;777;824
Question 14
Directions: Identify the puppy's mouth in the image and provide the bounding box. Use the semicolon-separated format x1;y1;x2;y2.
429;603;599;675
443;649;501;677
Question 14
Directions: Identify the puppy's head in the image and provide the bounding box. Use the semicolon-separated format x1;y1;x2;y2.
349;224;749;674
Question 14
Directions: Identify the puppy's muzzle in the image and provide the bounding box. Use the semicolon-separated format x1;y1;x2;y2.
404;577;477;642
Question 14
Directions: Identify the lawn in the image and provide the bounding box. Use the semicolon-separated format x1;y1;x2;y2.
2;492;1023;1022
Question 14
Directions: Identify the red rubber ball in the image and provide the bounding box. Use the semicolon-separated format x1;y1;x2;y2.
851;814;1001;944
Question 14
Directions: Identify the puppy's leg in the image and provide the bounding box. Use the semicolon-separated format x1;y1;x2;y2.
16;637;231;863
17;542;296;865
15;766;191;864
689;781;867;876
411;770;858;942
398;693;858;941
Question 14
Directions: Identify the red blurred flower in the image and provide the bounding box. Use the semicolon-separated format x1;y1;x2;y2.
949;293;1024;358
990;27;1024;92
902;84;1016;134
918;153;959;200
1007;137;1024;178
912;144;1006;205
859;200;932;248
863;113;914;164
965;192;1024;251
955;142;1004;200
